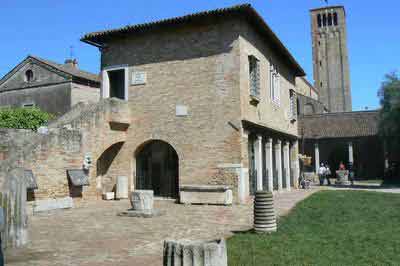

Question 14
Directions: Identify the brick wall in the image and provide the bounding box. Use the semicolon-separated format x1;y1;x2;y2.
101;18;243;191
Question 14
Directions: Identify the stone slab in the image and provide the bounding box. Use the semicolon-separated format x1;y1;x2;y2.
115;176;129;199
180;186;232;205
33;197;73;214
103;192;115;200
117;209;165;218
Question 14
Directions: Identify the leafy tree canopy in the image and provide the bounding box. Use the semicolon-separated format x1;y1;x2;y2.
378;72;400;141
0;107;54;130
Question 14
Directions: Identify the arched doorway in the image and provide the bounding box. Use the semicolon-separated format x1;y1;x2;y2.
136;140;179;198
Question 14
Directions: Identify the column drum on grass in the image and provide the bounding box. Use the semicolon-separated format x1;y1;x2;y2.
254;191;277;233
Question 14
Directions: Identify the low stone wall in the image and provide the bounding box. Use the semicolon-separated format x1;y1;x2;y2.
0;98;130;202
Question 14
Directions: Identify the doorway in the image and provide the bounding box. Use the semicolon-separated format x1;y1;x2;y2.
136;140;179;198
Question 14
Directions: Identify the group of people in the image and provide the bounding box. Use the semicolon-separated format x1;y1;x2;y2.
318;163;332;185
318;161;347;186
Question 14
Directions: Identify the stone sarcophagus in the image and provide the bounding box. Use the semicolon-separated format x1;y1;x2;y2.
179;185;232;205
163;239;227;266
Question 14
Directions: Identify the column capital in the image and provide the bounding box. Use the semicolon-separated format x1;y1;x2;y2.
266;138;273;148
284;141;290;146
257;134;263;140
314;142;319;148
275;139;282;145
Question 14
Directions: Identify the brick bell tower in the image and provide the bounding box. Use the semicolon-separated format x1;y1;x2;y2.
310;6;352;112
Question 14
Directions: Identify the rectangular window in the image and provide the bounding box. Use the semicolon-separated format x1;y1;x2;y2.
102;65;129;101
270;63;280;105
249;55;260;98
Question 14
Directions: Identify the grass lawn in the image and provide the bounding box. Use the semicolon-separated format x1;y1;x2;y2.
228;190;400;266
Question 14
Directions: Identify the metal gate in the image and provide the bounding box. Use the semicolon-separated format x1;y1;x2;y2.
136;140;179;198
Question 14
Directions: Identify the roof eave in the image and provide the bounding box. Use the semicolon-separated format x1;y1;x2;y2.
81;4;306;76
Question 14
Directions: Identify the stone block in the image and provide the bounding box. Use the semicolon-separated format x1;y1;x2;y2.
130;190;154;211
33;197;73;214
103;192;115;200
163;238;227;266
180;185;232;205
115;176;129;199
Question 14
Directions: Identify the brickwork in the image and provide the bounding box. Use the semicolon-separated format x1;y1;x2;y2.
0;98;130;201
310;6;352;112
70;83;100;107
98;17;301;200
1;7;303;203
101;19;243;191
295;77;319;100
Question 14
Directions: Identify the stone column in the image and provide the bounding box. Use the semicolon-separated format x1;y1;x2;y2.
254;135;263;191
314;142;320;174
383;139;389;170
290;140;300;189
265;138;274;192
283;141;291;191
348;141;354;168
275;140;283;191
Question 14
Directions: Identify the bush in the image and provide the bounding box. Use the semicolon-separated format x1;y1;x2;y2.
0;107;54;130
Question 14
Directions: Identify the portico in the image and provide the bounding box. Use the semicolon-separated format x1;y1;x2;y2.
244;121;300;195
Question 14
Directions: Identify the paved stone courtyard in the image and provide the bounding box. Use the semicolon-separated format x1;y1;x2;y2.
5;189;319;266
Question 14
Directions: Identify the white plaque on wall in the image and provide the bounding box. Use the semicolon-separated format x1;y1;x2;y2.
131;71;147;85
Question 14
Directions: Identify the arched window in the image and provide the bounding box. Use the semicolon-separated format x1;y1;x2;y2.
322;14;327;27
317;14;322;27
25;70;34;82
328;13;332;26
333;12;338;26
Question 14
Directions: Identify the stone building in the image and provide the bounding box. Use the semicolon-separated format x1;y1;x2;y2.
79;3;306;202
299;5;385;178
310;6;352;112
299;111;384;179
0;55;100;116
0;4;309;205
295;76;327;115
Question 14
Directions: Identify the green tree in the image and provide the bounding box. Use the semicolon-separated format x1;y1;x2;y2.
379;72;400;141
0;107;54;130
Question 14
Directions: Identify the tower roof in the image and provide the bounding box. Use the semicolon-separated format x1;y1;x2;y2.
310;6;345;16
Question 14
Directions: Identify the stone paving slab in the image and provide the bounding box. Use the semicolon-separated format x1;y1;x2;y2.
5;189;319;266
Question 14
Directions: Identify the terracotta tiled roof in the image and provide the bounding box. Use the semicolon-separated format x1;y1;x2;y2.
81;4;305;76
299;111;380;139
29;55;100;83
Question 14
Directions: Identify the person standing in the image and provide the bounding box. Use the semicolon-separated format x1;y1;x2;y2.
325;164;332;185
318;163;326;186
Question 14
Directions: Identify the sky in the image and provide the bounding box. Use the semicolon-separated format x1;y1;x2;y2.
1;0;399;111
